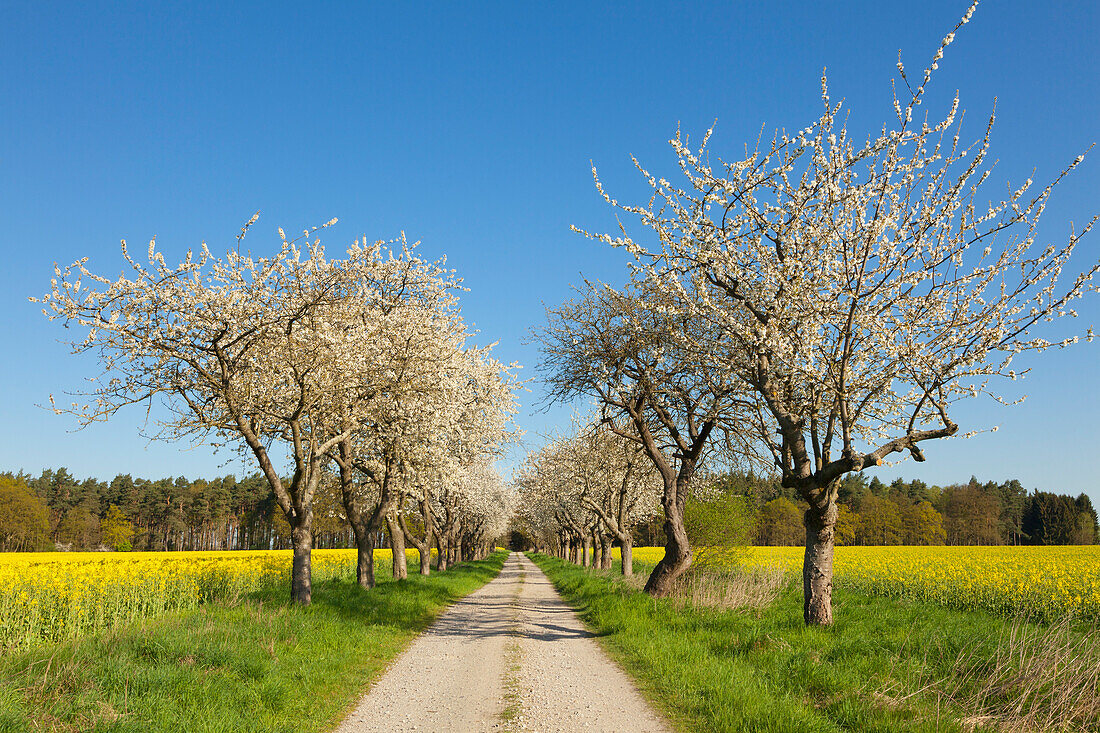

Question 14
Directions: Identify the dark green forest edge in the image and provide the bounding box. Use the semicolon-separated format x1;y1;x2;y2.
529;553;1100;733
0;551;507;733
2;468;1095;553
685;472;1099;548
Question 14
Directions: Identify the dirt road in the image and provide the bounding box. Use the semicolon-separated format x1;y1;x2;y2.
335;552;673;733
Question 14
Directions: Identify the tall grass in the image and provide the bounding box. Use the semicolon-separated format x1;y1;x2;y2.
882;615;1100;732
531;552;1100;733
668;566;788;612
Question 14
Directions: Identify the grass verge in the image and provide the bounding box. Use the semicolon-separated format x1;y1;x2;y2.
0;551;507;733
528;552;1098;733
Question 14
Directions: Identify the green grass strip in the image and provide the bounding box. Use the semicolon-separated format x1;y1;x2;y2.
0;551;507;733
525;552;1047;733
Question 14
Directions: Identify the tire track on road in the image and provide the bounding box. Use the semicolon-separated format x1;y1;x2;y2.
335;553;672;733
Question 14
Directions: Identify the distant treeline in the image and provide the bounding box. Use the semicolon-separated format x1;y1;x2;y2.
2;467;1096;552
0;468;358;552
666;471;1100;547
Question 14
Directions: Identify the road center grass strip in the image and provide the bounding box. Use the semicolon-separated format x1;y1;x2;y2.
527;552;1097;733
0;551;506;733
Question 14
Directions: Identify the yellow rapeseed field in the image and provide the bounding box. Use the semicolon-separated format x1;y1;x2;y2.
627;545;1100;621
0;549;424;649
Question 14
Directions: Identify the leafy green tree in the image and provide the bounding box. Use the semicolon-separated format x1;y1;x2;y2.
834;504;860;546
54;504;99;549
0;475;51;551
868;477;888;498
858;495;903;545
1074;494;1099;545
100;505;135;551
34;467;79;527
893;478;937;505
900;501;946;545
76;477;106;517
837;474;869;511
685;490;756;565
939;485;1002;545
995;479;1029;545
105;473;135;509
757;498;803;546
1023;492;1080;545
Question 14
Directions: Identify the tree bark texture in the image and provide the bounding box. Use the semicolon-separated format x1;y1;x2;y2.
290;518;313;605
621;537;633;577
387;514;408;580
436;534;449;571
399;513;432;576
644;490;692;596
355;530;376;589
803;502;839;626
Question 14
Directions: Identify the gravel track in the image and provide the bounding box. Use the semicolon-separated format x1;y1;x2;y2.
335;552;673;733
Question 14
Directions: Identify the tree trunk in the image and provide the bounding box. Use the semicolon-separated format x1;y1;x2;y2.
387;514;408;580
417;544;431;574
436;533;449;571
621;536;633;577
600;534;612;570
803;502;839;626
355;530;376;589
343;501;379;590
290;517;312;605
591;532;602;569
644;489;691;596
335;455;396;590
399;513;432;576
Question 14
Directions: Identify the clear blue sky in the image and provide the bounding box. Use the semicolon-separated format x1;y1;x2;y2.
2;1;1097;502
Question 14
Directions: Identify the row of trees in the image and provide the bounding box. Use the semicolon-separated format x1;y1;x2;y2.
38;221;520;603
9;459;1092;555
3;467;468;553
3;463;515;568
0;478;138;553
514;415;662;575
689;472;1098;547
3;469;289;552
536;1;1099;625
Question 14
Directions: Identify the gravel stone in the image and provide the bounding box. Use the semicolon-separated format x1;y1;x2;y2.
335;552;673;733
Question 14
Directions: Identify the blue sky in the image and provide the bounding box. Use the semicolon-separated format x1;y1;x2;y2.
2;1;1097;502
